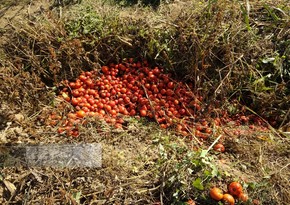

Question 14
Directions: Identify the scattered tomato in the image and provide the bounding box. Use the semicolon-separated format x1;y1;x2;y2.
214;143;225;153
186;199;196;205
223;193;235;205
252;199;260;205
228;182;243;197
238;192;248;202
210;187;224;201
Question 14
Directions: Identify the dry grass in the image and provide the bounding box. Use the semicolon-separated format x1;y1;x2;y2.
0;0;289;204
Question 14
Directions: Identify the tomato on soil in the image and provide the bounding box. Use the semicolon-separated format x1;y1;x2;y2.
228;182;243;196
238;192;248;202
223;194;235;205
214;143;225;153
55;59;261;139
210;187;224;201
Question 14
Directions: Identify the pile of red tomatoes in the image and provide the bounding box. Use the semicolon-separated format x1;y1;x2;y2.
51;59;207;137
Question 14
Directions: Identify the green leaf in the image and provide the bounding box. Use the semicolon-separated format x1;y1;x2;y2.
211;165;218;177
204;169;211;177
248;182;257;190
191;159;200;166
192;178;204;190
200;150;208;158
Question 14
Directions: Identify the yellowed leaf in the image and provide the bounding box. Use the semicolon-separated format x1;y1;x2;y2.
3;179;16;195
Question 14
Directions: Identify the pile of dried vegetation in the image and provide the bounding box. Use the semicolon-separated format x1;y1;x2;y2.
0;0;289;204
2;0;290;126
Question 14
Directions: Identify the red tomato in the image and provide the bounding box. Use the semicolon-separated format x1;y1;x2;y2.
145;83;151;89
118;106;126;114
115;123;123;129
105;105;112;112
166;89;174;96
205;127;212;134
72;90;80;97
173;99;179;105
160;124;167;129
167;82;174;89
85;79;93;87
88;98;95;105
99;109;106;116
69;82;76;89
160;89;166;95
71;98;79;106
120;87;127;94
129;109;136;116
151;67;159;75
75;81;82;89
214;143;225;152
109;101;116;107
140;109;147;117
228;182;243;197
124;97;131;104
71;130;79;137
110;109;117;116
97;102;104;109
179;109;186;115
101;66;109;74
79;74;87;81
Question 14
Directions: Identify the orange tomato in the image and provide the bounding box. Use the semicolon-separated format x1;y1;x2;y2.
140;109;147;117
210;187;224;201
76;110;86;118
252;199;260;205
238;192;248;202
223;193;235;205
186;199;196;205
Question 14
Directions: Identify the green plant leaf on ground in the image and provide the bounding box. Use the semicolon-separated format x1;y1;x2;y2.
192;178;204;191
